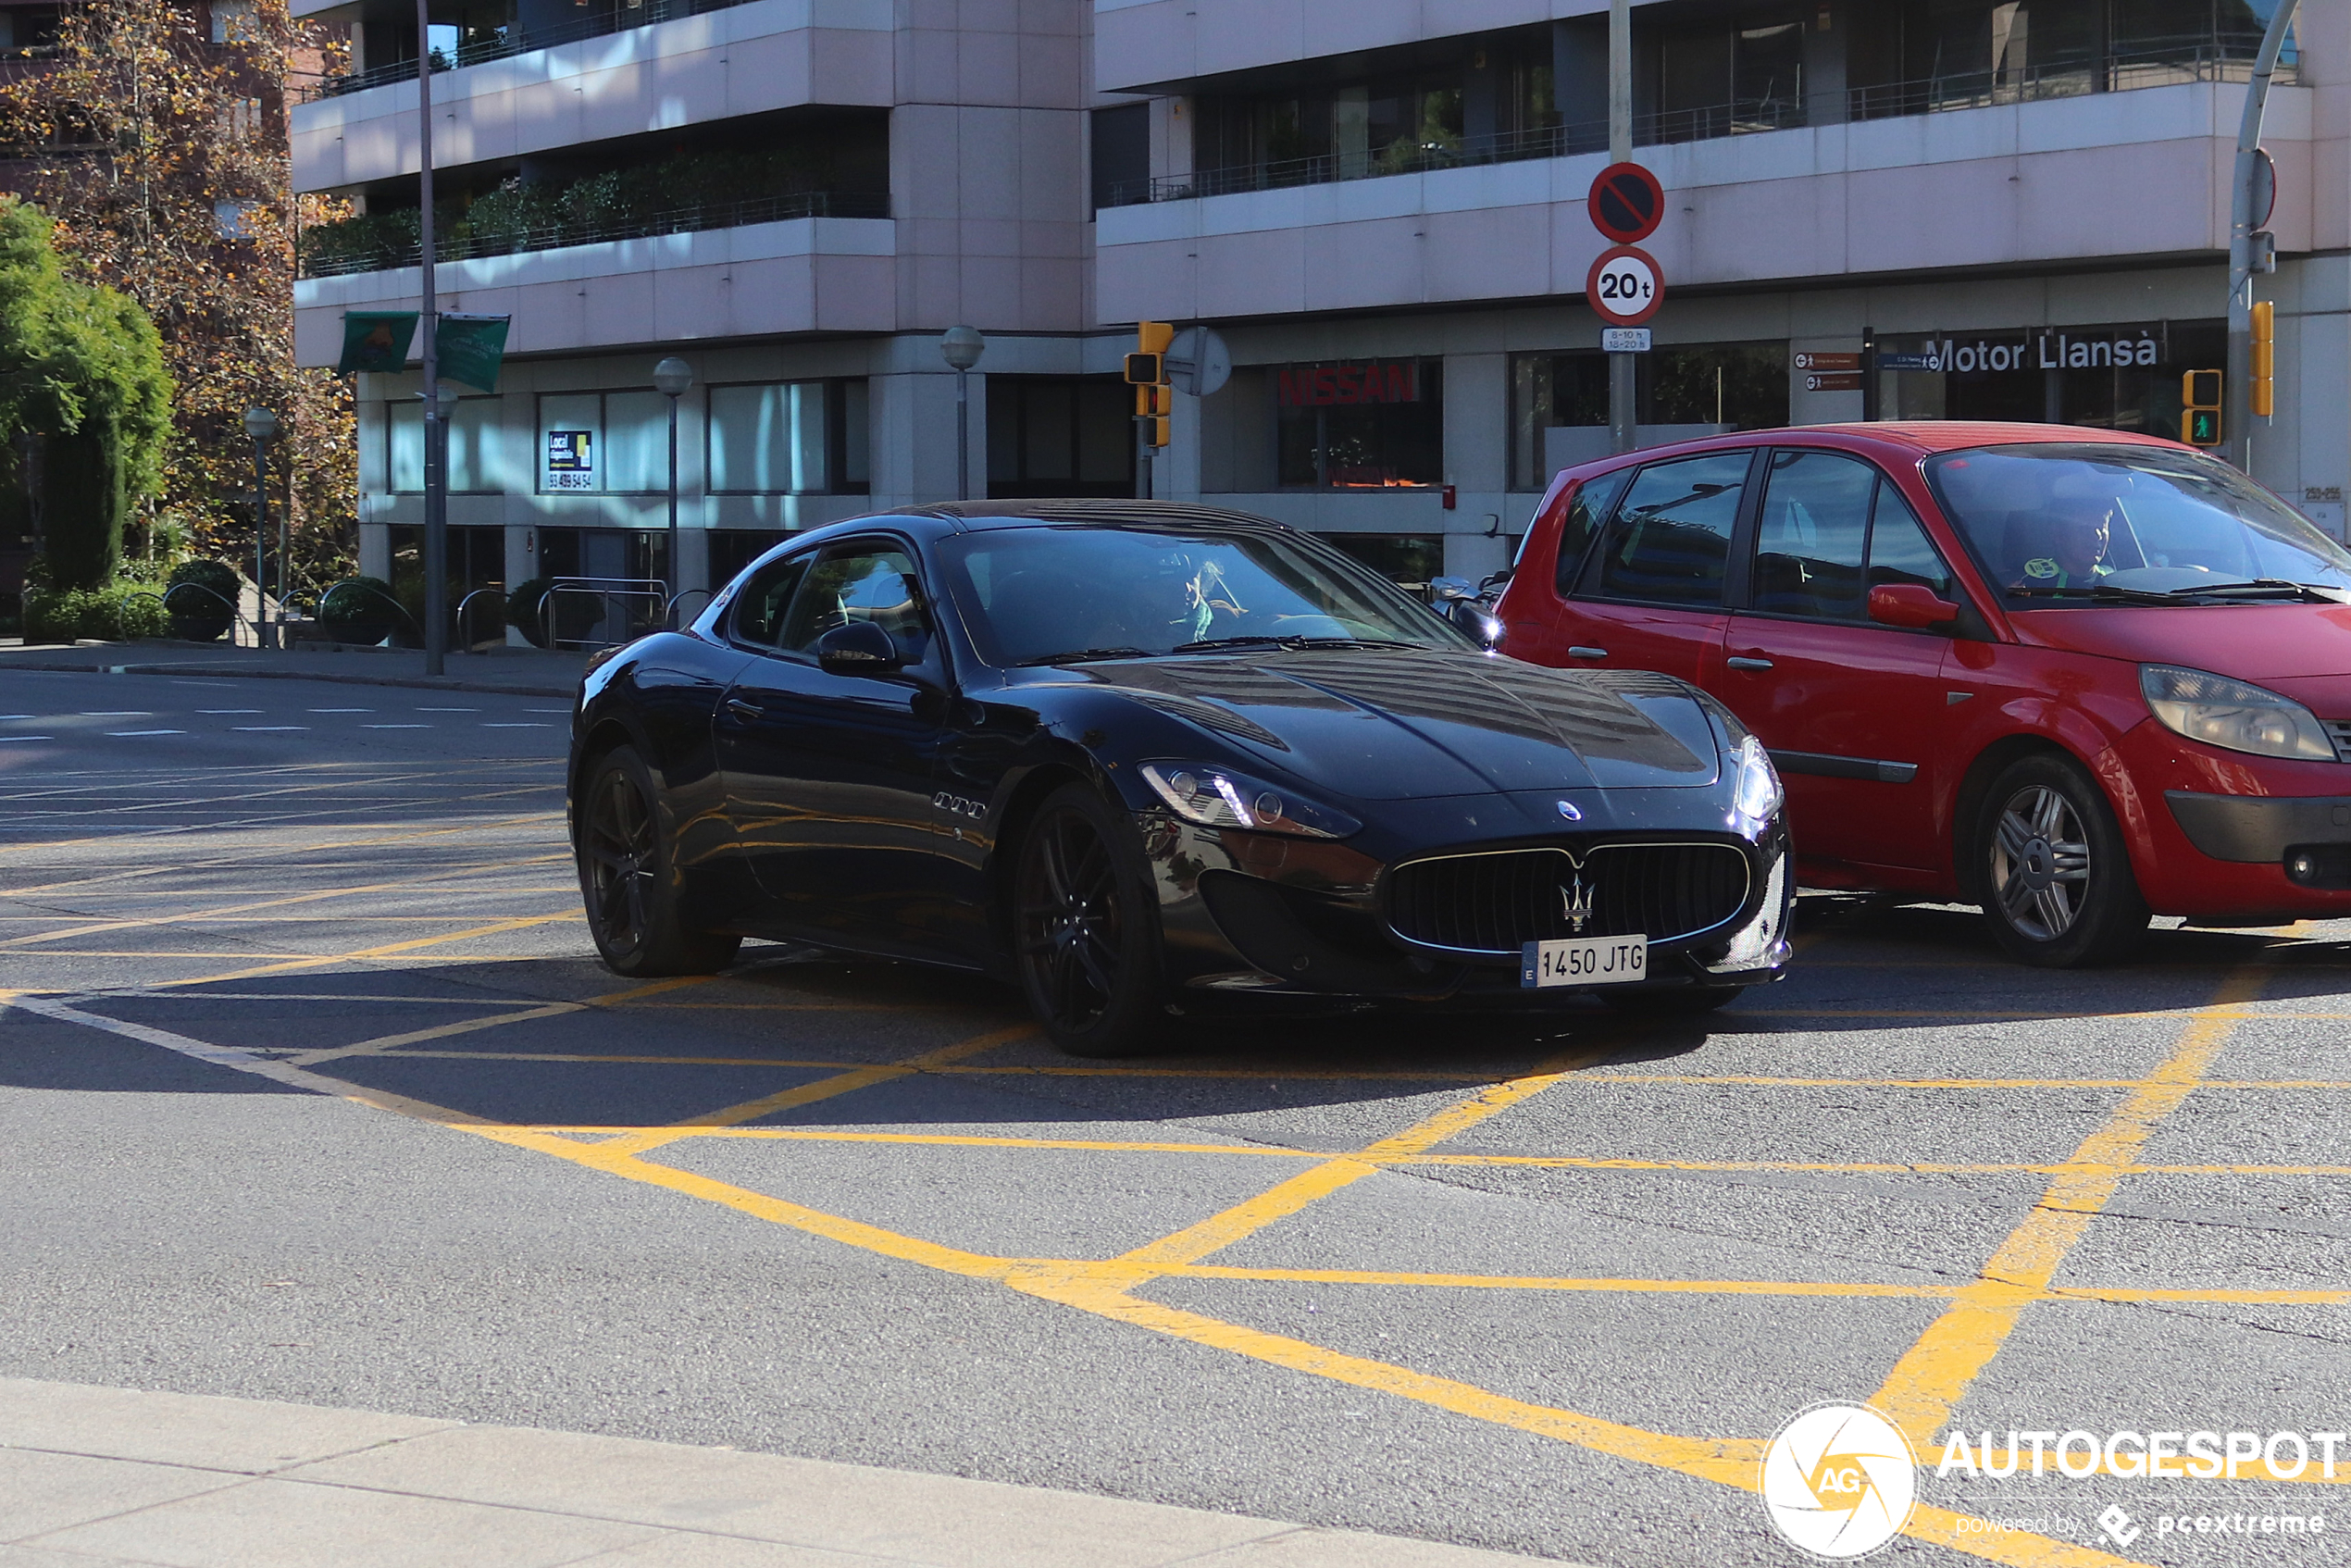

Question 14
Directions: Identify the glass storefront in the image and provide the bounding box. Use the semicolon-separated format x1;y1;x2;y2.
1275;359;1445;489
1872;320;2225;435
1510;342;1788;491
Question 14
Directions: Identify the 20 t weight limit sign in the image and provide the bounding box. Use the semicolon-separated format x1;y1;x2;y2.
1586;246;1663;327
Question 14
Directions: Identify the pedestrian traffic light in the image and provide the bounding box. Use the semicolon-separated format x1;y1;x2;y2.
1129;322;1174;448
2181;369;2223;447
2251;300;2275;420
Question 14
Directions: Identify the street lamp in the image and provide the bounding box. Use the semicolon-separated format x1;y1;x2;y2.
653;356;693;624
243;405;279;649
939;326;985;501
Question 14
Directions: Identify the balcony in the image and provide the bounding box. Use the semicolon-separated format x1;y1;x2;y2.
1111;41;2292;209
1095;76;2311;323
308;0;766;99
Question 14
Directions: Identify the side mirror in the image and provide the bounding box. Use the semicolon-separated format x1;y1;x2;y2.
815;618;904;675
1447;597;1502;647
1868;583;1960;630
1427;575;1476;604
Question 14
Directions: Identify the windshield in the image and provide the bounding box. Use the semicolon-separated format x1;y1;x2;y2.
1924;443;2351;606
936;525;1471;667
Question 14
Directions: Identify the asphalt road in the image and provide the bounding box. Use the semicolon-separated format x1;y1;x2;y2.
1;666;2345;1568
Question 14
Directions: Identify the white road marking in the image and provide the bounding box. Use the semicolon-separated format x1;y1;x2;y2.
307;708;373;714
364;724;430;729
198;710;265;715
0;715;35;720
416;707;479;713
231;727;308;732
0;737;55;744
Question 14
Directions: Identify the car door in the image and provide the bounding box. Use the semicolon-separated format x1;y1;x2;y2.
1552;449;1758;683
1716;450;1959;879
715;538;961;955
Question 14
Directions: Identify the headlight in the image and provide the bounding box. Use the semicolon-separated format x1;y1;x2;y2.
2140;665;2337;763
1733;734;1784;823
1138;763;1360;839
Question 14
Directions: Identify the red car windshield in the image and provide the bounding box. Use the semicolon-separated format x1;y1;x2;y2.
1924;443;2351;606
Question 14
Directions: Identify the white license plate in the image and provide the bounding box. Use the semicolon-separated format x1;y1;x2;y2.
1521;934;1648;989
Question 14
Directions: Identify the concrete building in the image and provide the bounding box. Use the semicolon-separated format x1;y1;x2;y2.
290;0;2340;618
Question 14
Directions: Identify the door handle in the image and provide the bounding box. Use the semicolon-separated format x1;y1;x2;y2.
724;696;764;721
1568;646;1610;661
1726;655;1775;672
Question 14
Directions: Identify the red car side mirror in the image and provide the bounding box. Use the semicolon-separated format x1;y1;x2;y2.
1868;583;1960;630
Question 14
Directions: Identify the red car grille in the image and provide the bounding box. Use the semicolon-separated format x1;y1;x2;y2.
1386;843;1752;956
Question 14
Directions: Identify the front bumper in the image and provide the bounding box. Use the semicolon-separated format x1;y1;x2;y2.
2103;720;2351;915
1145;803;1794;1008
2167;790;2351;891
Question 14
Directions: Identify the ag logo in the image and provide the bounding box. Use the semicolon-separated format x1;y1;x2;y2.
1759;1403;1917;1559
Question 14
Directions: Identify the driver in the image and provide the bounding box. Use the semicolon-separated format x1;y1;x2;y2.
1141;550;1246;642
2013;500;2114;590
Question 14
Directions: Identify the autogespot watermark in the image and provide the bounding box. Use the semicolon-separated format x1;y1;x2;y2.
1934;1427;2347;1481
1760;1403;1919;1559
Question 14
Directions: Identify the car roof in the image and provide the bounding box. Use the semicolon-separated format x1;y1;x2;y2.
905;499;1296;533
1562;421;2186;479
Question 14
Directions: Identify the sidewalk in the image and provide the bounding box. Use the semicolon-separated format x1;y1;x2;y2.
0;1378;1572;1568
0;641;591;700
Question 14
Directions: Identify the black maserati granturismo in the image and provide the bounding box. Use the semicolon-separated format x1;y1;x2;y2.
567;501;1793;1055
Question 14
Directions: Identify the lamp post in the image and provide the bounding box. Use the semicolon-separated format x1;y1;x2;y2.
652;356;693;624
416;0;445;675
939;326;985;501
243;406;279;649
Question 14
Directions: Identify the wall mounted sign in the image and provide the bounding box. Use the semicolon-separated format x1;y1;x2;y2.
1876;330;2166;375
1805;373;1865;392
1794;352;1861;372
1587;162;1664;245
1276;363;1421;406
544;430;596;490
1586;246;1664;327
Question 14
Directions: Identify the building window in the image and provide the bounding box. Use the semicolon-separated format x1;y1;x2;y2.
1275;360;1444;490
389;397;504;494
1509;343;1787;492
708;380;869;495
209;0;257;44
987;378;1134;499
1092;104;1151;210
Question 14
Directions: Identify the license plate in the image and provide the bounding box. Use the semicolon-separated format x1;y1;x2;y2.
1522;934;1648;989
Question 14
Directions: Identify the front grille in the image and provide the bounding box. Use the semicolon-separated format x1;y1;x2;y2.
2326;721;2351;765
1386;843;1752;956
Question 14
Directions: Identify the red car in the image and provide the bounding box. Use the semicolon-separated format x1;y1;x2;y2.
1495;422;2351;965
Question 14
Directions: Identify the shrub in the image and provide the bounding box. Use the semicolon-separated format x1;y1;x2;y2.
505;578;551;648
318;575;399;645
24;580;171;643
164;559;241;641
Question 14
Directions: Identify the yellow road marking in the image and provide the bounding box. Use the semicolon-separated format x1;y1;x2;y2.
282;975;711;1066
597;1024;1038;1157
1114;1051;1603;1269
1871;968;2266;1450
137;914;579;990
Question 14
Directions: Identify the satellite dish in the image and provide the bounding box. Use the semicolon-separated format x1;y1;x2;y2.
1164;326;1231;398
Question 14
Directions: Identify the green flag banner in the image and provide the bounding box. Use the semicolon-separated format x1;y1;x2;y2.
337;311;418;374
436;313;512;392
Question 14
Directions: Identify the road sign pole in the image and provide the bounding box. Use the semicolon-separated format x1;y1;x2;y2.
1608;0;1634;455
2226;0;2296;473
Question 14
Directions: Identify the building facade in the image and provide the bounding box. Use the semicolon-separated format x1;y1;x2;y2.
290;0;2344;619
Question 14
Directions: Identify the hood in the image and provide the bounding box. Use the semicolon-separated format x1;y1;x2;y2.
1081;649;1722;801
2012;604;2351;680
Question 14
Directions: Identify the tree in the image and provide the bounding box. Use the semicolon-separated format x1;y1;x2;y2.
0;198;171;589
0;0;354;590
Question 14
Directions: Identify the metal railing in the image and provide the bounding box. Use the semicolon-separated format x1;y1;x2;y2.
1849;39;2295;120
546;576;667;650
1113;38;2295;209
299;188;889;278
306;0;765;100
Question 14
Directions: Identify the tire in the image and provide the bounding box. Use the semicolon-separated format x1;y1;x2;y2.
1012;783;1166;1057
576;744;741;977
1974;753;2149;967
1602;986;1745;1015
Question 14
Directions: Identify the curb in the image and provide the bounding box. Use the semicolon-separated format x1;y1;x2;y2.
0;658;577;700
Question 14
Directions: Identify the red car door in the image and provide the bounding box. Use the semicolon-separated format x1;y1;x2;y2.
1716;449;1961;882
1545;449;1759;683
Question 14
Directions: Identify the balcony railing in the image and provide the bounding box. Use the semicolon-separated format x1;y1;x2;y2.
1113;39;2296;208
298;188;890;278
307;0;765;100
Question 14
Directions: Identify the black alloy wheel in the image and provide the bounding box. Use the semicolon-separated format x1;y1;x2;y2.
1014;783;1163;1057
1975;753;2149;967
577;745;741;977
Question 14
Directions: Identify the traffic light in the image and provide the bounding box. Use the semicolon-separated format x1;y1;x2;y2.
1129;321;1174;448
2182;369;2223;447
2252;300;2275;419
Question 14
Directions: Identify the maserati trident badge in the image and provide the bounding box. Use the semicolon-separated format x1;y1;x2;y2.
1557;800;1583;821
1562;873;1595;935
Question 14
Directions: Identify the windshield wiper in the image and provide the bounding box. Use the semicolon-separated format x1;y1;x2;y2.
1014;646;1151;666
2183;579;2349;604
2007;583;2178;604
1169;634;1433;655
